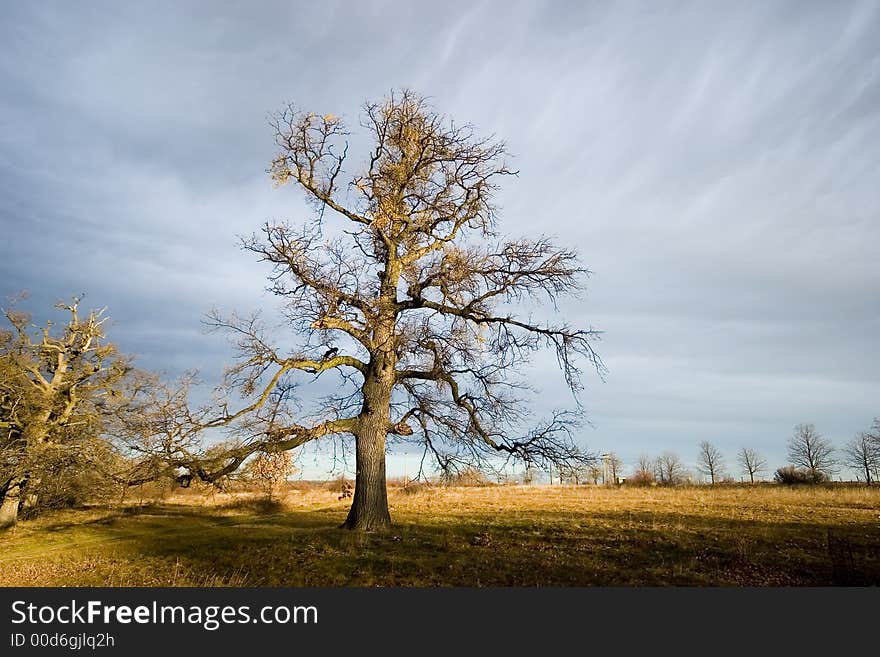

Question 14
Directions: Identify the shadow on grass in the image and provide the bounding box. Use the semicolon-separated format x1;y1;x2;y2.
16;503;878;586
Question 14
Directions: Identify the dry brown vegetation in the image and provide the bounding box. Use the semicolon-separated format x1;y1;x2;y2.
1;483;878;586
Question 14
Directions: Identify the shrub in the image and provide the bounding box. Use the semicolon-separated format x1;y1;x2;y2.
627;469;656;486
773;465;829;485
242;451;297;500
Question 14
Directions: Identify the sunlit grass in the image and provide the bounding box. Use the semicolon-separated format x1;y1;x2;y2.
1;484;878;586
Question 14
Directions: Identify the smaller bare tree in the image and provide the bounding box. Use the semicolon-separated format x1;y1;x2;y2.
630;455;655;485
557;461;592;485
654;452;687;486
696;441;725;485
610;453;624;484
787;423;836;479
737;447;766;484
600;452;624;485
842;432;878;485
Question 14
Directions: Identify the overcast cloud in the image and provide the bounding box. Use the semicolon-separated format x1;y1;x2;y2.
2;1;878;479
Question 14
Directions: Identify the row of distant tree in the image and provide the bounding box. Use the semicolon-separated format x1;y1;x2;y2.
615;421;880;486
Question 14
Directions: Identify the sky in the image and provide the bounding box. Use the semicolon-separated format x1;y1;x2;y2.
1;1;878;481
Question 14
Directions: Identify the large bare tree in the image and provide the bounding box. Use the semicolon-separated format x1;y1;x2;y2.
787;423;836;480
0;297;133;528
167;90;603;531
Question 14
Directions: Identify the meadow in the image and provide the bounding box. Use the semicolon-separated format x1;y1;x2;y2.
1;483;878;586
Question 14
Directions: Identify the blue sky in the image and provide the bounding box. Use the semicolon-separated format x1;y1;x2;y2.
1;1;878;481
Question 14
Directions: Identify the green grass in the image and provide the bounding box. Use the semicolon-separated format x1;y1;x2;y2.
1;484;878;586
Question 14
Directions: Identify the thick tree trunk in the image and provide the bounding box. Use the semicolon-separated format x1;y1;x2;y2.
0;478;24;530
341;420;391;532
342;317;395;532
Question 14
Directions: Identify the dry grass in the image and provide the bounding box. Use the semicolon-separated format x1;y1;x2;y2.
1;484;878;586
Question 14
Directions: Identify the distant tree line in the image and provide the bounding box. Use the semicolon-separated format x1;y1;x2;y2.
619;420;879;487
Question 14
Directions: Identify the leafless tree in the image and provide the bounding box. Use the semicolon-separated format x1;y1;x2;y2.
737;447;766;484
630;454;655;485
600;451;623;485
842;432;878;485
696;440;725;485
1;296;134;528
161;90;603;531
787;423;836;479
557;461;593;485
585;464;603;485
654;452;687;486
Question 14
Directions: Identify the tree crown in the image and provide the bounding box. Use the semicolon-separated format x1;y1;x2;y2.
133;90;605;484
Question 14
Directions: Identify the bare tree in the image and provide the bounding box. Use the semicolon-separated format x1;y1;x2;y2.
737;447;766;484
1;297;134;528
600;451;623;485
630;454;655;485
609;452;623;484
557;461;593;485
654;452;687;486
164;90;603;531
586;464;603;485
696;441;725;485
842;432;878;485
787;423;836;479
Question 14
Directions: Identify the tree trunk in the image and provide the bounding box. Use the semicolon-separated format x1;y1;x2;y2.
341;420;391;532
749;471;755;484
0;478;25;530
341;345;394;532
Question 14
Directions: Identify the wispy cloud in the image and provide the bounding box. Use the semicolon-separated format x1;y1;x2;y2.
1;0;878;477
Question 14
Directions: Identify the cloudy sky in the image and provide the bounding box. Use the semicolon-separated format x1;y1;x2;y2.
2;1;878;480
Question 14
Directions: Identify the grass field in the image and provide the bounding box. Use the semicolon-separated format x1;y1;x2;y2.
1;484;878;586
